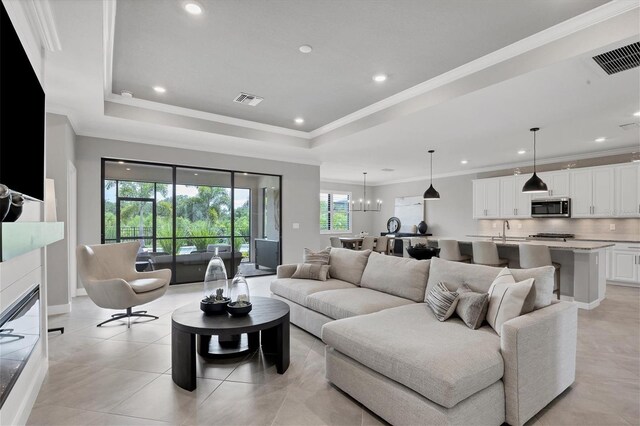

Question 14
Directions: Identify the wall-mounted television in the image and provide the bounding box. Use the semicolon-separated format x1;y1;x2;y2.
0;2;45;202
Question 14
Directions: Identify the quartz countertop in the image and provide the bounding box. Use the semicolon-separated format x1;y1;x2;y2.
466;234;640;244
427;236;614;251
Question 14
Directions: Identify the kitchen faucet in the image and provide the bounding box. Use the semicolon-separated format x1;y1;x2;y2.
501;220;510;242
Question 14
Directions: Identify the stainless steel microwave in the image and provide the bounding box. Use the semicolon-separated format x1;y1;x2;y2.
531;198;571;218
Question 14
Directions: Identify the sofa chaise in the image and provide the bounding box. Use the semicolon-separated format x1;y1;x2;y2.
270;248;577;426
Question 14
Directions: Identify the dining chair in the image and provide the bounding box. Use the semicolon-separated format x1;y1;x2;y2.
374;236;389;254
330;237;342;248
360;236;376;251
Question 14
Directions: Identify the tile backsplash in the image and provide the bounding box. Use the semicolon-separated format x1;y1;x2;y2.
477;218;640;240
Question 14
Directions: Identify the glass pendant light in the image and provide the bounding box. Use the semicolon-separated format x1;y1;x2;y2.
522;127;549;193
423;150;440;200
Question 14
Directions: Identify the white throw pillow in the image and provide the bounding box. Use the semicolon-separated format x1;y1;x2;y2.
486;267;534;335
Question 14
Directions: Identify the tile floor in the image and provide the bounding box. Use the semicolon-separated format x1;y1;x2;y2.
28;279;639;426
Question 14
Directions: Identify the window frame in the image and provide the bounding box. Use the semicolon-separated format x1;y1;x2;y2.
319;190;352;234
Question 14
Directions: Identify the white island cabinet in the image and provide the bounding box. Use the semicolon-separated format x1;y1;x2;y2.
609;243;640;285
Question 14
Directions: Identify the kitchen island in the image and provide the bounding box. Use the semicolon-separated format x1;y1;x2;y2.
428;236;614;310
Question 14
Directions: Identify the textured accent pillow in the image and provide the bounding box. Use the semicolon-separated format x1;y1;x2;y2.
486;273;535;335
303;247;331;265
426;282;459;321
291;263;330;281
455;284;489;329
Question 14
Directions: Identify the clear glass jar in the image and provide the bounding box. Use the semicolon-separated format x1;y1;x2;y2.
203;248;228;301
229;272;250;306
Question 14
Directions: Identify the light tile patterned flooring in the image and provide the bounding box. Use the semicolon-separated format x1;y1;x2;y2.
28;279;639;426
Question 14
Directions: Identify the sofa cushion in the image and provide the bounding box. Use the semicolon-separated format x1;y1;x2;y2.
427;257;554;310
329;248;371;285
129;278;166;293
270;278;356;307
321;303;503;408
360;253;429;302
306;288;414;320
486;277;534;336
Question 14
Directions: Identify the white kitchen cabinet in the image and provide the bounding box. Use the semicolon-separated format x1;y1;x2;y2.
499;175;530;218
545;171;570;197
473;178;500;219
615;163;640;217
570;167;614;218
609;244;640;285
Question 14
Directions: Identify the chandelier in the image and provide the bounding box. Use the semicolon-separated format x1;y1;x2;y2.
350;172;381;212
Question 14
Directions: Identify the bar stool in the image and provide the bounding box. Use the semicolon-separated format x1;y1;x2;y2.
471;241;509;267
519;244;561;300
438;239;472;263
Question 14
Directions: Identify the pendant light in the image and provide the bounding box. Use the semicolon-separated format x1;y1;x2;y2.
350;172;381;212
522;127;549;193
423;149;440;200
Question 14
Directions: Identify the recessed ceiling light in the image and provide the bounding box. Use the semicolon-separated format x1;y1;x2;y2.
126;168;131;171
460;160;468;164
194;173;198;176
243;172;248;175
184;2;203;15
294;117;304;124
595;137;606;142
118;161;125;164
120;90;133;98
517;150;526;155
153;86;166;93
299;45;312;53
634;111;640;117
372;74;387;83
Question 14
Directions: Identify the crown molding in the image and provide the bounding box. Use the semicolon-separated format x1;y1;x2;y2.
105;93;311;139
22;0;61;52
103;0;116;98
309;1;639;138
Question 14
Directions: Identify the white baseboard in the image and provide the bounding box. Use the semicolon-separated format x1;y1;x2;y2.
573;299;601;310
47;303;71;315
560;295;574;302
75;288;87;296
607;281;640;288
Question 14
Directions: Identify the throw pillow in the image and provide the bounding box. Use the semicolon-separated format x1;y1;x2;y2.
486;271;535;335
426;282;459;322
455;284;489;329
303;247;331;265
291;263;330;281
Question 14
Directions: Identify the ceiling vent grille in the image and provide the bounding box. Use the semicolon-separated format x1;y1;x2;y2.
233;92;263;106
592;42;640;75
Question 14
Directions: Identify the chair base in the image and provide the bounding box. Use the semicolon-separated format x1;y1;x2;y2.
97;307;159;328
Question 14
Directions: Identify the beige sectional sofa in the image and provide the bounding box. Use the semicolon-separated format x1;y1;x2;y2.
270;248;578;426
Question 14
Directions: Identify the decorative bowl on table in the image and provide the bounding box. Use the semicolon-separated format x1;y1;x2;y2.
406;246;440;260
226;301;252;317
200;297;231;315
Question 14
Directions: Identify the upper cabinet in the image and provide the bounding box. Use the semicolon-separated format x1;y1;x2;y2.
570;167;614;218
615;164;640;217
473;163;636;219
498;175;531;218
473;178;500;219
538;170;570;197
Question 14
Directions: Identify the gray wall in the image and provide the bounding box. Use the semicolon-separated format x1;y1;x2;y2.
75;136;320;288
319;181;374;247
370;174;478;237
45;113;76;308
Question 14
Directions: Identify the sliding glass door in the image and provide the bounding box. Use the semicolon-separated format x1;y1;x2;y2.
102;159;281;284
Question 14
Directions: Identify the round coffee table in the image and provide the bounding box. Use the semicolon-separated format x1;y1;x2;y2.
171;296;290;391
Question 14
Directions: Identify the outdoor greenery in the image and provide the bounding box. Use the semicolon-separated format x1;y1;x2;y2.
320;192;350;232
105;180;250;256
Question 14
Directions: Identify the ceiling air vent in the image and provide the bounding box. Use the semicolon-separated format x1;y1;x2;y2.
233;92;263;106
592;42;640;75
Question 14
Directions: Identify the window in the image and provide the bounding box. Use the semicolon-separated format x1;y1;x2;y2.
320;191;351;233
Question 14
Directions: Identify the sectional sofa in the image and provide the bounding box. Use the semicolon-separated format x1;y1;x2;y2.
270;248;578;426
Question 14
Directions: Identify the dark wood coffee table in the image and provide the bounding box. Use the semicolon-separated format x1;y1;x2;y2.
171;296;290;391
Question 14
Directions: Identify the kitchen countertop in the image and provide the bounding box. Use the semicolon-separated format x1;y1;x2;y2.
428;236;614;251
467;234;640;244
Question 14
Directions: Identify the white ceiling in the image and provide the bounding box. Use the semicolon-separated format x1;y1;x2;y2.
41;0;640;185
111;0;607;131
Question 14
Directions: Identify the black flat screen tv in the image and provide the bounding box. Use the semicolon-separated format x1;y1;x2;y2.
0;2;45;202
